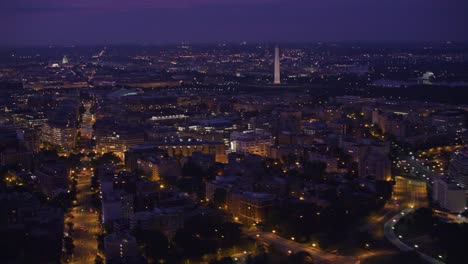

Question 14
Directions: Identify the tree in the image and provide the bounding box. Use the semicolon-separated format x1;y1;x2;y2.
63;236;75;256
394;251;424;264
375;180;393;200
411;207;434;233
288;251;314;264
174;228;216;257
302;161;327;182
461;210;468;218
95;255;104;264
210;257;234;264
213;188;227;207
134;228;169;261
182;161;204;179
66;222;74;234
219;222;242;245
67;153;83;168
49;192;73;210
92;152;121;167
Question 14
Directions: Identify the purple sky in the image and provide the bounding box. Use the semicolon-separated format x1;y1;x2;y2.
1;0;467;46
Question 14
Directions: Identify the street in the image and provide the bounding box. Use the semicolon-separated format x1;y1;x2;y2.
68;101;100;264
247;231;358;264
68;168;101;264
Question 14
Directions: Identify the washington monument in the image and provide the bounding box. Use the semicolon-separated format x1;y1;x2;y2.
274;46;281;85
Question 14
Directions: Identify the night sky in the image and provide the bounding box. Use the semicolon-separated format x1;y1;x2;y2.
1;0;467;46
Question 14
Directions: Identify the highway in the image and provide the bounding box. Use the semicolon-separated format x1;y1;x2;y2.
247;231;358;264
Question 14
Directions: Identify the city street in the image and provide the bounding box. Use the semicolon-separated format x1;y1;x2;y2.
68;101;100;264
68;168;100;264
382;177;446;264
247;231;358;264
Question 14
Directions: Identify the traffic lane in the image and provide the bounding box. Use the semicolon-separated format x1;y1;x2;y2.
248;231;357;264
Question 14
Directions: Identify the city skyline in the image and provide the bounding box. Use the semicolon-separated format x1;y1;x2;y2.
1;2;468;264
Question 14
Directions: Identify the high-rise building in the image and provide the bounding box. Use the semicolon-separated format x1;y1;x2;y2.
95;123;145;158
40;120;77;154
274;46;281;85
62;55;69;65
230;130;273;157
449;149;468;188
228;192;275;224
433;177;466;212
104;232;139;262
101;191;134;224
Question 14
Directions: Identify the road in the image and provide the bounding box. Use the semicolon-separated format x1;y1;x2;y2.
244;177;428;264
68;101;100;264
384;208;444;264
399;156;437;179
247;231;358;264
383;177;446;264
69;168;101;264
358;176;427;238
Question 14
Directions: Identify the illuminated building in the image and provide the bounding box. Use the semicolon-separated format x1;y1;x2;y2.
432;109;467;133
274;109;302;136
206;176;241;202
132;208;184;239
449;149;468;188
230;130;273;157
95;126;144;158
40;120;77;153
433;177;466;212
35;162;69;198
136;156;181;181
308;153;339;173
101;191;134;224
104;232;139;262
228;192;274;224
154;138;227;163
359;151;391;181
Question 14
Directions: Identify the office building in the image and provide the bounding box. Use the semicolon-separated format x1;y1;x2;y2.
104;232;139;263
449;150;468;188
228;192;275;224
433;177;466;212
